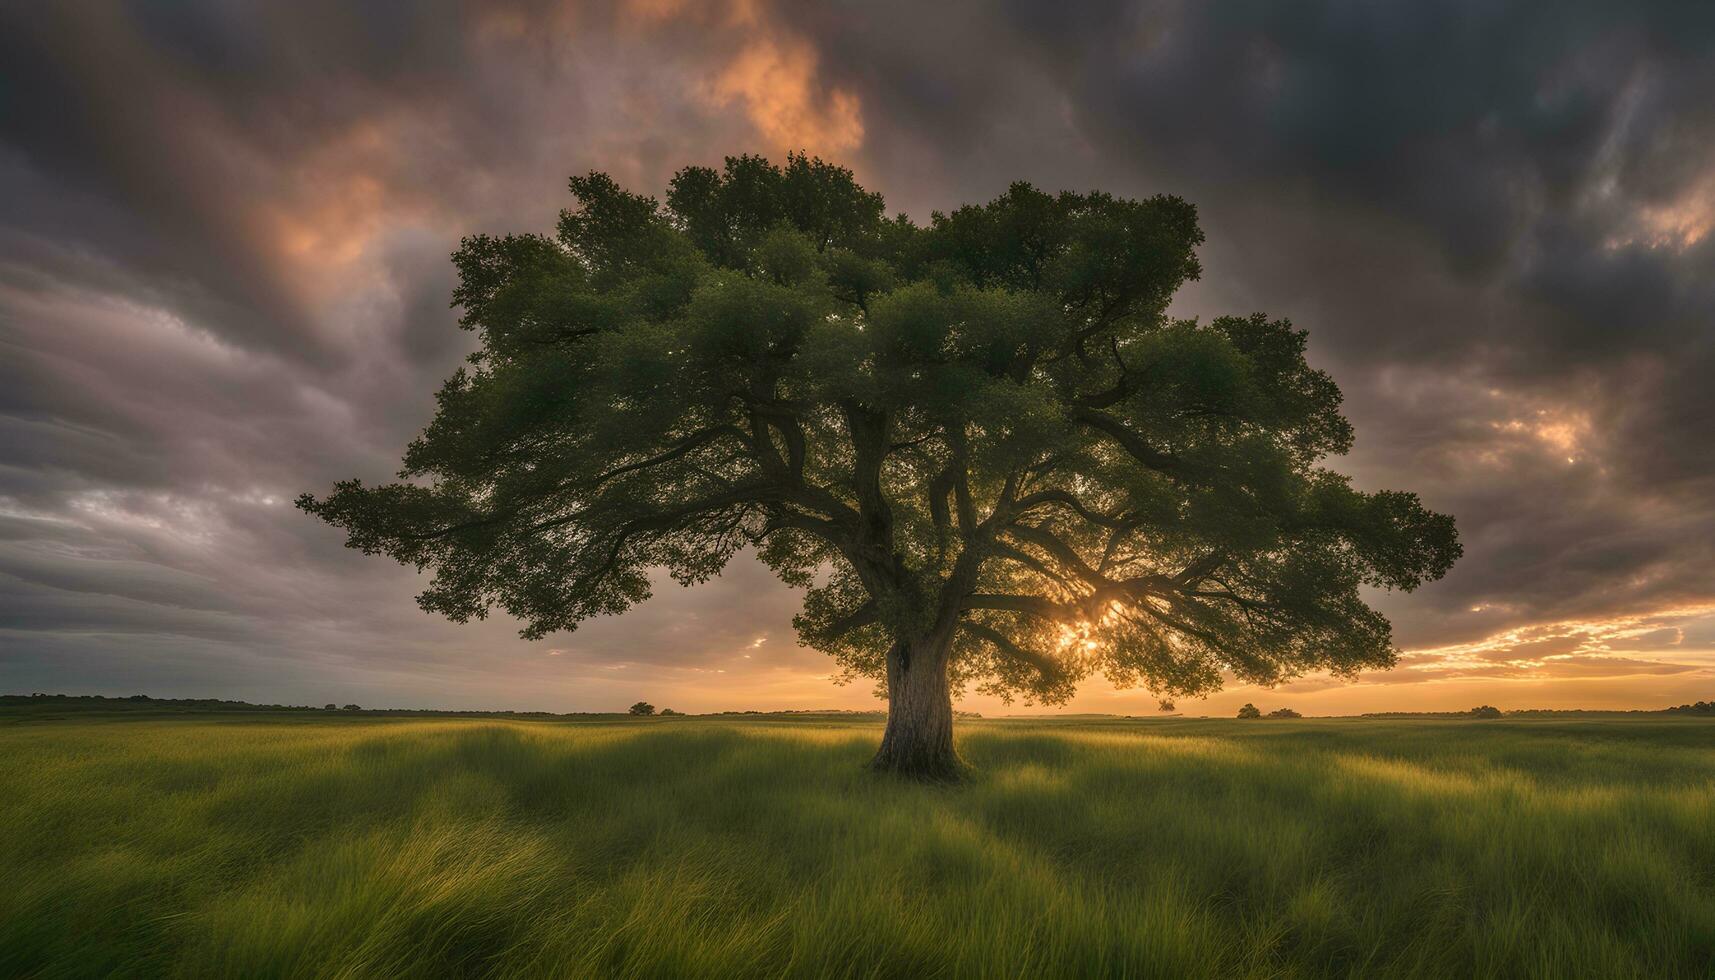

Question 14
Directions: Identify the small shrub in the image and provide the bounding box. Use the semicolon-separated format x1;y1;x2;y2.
1267;708;1301;719
659;708;681;716
1468;705;1503;718
341;704;362;711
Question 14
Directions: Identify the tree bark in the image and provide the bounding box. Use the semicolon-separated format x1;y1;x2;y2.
869;636;965;781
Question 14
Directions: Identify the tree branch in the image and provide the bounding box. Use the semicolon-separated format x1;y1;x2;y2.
582;425;746;493
1009;489;1134;529
1070;408;1185;474
962;593;1073;620
825;599;880;637
1004;523;1110;589
963;621;1065;681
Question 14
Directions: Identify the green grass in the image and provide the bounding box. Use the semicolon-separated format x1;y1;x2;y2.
1;714;1711;978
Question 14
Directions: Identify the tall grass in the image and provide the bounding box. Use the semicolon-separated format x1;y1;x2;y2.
1;714;1711;978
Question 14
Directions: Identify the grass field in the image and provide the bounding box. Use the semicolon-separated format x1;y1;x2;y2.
2;713;1712;978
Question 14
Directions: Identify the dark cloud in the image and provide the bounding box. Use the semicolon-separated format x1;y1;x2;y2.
2;0;1713;711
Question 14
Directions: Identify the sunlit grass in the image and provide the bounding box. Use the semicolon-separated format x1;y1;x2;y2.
2;714;1711;978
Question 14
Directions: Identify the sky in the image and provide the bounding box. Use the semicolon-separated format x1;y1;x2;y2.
3;0;1715;716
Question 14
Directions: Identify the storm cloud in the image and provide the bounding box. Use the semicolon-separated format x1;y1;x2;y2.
3;0;1712;713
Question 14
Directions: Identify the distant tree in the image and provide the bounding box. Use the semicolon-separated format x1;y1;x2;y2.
659;707;681;716
342;704;361;711
1267;707;1302;718
1237;703;1262;719
629;701;656;716
1665;700;1714;715
300;154;1461;779
324;703;337;711
1468;705;1502;718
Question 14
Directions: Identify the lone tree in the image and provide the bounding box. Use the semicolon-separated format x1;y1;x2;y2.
628;701;656;716
300;154;1459;780
1237;703;1262;719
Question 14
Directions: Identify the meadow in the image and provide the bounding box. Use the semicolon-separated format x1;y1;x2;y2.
1;712;1711;979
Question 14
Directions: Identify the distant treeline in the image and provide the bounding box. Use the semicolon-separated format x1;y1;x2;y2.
704;708;984;719
0;694;983;720
1;693;627;719
1363;702;1714;718
707;708;885;717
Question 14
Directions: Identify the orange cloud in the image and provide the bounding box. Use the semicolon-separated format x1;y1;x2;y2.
1489;407;1591;463
265;172;387;269
250;119;395;276
246;115;457;314
1629;176;1715;251
705;35;863;157
621;0;761;29
480;1;866;163
1602;167;1715;252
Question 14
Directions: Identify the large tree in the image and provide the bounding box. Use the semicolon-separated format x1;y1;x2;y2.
300;155;1459;779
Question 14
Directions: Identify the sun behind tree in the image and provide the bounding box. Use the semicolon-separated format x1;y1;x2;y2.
300;154;1460;780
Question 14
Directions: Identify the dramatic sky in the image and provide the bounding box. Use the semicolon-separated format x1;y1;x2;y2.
4;0;1714;715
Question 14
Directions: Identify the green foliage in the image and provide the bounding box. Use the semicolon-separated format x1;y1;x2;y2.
301;154;1460;707
4;715;1713;978
629;702;656;716
1267;707;1303;719
1237;703;1262;719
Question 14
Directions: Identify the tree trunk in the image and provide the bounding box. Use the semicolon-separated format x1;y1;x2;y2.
869;636;965;781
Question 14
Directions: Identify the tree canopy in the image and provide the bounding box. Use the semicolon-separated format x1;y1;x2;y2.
300;154;1459;773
